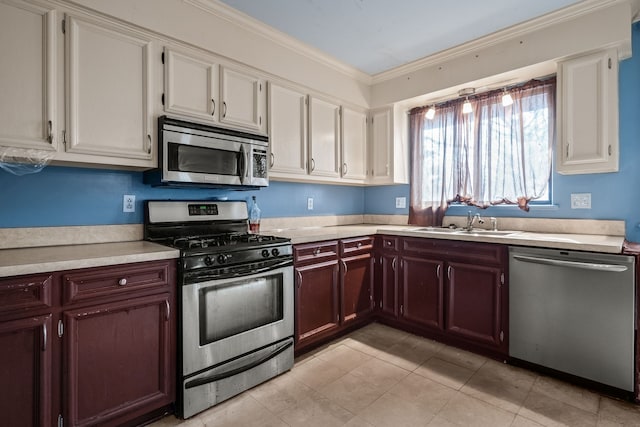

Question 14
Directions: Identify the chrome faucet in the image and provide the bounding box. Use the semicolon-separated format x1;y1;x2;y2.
466;211;484;231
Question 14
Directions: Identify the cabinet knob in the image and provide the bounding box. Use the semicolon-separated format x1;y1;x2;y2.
356;242;362;248
118;278;127;286
386;241;392;246
313;247;321;256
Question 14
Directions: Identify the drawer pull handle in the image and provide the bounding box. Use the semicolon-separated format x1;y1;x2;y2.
165;300;170;321
118;278;127;286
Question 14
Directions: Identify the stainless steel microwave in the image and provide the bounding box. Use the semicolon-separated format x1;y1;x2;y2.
144;116;269;188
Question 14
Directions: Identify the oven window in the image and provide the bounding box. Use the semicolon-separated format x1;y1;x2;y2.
198;273;283;345
169;143;239;175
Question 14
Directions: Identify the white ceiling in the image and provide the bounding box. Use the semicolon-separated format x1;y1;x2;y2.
218;0;584;75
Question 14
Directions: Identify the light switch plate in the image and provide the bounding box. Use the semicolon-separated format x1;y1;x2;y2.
307;197;314;210
570;193;591;209
123;195;135;212
395;197;407;209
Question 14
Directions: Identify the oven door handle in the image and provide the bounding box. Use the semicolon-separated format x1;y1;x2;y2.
184;338;293;389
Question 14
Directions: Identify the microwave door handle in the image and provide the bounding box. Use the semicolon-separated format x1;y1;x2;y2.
238;145;248;184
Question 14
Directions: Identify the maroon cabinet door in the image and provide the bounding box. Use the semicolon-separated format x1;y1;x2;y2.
0;314;52;427
446;262;504;349
378;253;399;318
341;253;374;324
295;260;340;346
400;256;444;330
63;293;173;427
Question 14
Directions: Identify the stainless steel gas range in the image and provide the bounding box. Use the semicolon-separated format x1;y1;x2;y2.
145;200;294;419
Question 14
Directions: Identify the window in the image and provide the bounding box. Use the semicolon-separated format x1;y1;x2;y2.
409;78;555;226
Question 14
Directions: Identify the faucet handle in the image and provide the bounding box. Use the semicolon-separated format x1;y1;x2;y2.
490;217;498;231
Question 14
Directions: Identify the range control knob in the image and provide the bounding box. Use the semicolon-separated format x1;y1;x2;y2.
271;248;280;257
204;256;213;266
261;249;270;258
217;254;228;264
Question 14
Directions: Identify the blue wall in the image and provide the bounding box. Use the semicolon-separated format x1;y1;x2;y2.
366;22;640;242
0;168;364;227
2;23;640;241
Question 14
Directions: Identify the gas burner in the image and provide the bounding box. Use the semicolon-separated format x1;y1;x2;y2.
172;236;225;249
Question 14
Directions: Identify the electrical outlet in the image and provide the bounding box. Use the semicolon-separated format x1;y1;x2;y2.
395;197;407;209
123;195;136;213
307;197;314;210
570;193;591;209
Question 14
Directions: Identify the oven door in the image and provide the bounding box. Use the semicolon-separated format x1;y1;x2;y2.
163;129;250;186
181;263;293;376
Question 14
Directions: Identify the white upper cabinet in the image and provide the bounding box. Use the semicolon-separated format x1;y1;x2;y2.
220;66;266;133
308;96;341;178
369;108;392;183
162;47;265;133
268;82;307;177
164;47;218;121
341;106;367;181
0;1;57;151
64;14;154;161
557;48;619;174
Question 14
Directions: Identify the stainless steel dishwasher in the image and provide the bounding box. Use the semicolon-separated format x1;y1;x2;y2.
509;246;635;391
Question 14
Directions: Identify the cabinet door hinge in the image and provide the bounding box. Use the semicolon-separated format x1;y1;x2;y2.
500;273;504;285
62;19;66;34
57;320;64;338
161;93;165;106
499;330;504;342
58;414;63;427
161;51;165;64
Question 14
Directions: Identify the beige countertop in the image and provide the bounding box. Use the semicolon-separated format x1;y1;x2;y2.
0;223;626;278
268;224;625;254
0;241;179;278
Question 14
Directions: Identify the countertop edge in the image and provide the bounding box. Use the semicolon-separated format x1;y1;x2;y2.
0;241;180;278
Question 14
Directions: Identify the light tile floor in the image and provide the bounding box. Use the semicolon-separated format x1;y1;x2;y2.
149;323;640;427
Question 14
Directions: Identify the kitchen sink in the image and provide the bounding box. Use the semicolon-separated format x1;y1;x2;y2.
412;227;460;233
459;229;515;236
410;227;515;237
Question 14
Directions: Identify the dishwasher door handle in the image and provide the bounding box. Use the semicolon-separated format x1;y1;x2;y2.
512;254;628;272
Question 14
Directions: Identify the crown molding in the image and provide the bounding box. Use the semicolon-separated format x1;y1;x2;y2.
183;0;373;85
371;0;629;84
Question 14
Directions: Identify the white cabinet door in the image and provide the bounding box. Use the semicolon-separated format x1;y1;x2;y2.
65;14;153;160
0;1;57;151
268;82;307;176
557;49;618;174
164;47;218;122
341;106;367;181
369;108;393;184
220;66;265;132
308;96;340;178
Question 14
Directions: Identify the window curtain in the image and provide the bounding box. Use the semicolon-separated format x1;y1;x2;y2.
409;78;555;226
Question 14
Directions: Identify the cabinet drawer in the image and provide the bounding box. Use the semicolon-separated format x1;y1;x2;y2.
445;241;506;265
378;236;399;252
0;274;53;317
340;236;374;256
294;241;338;265
63;261;171;305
